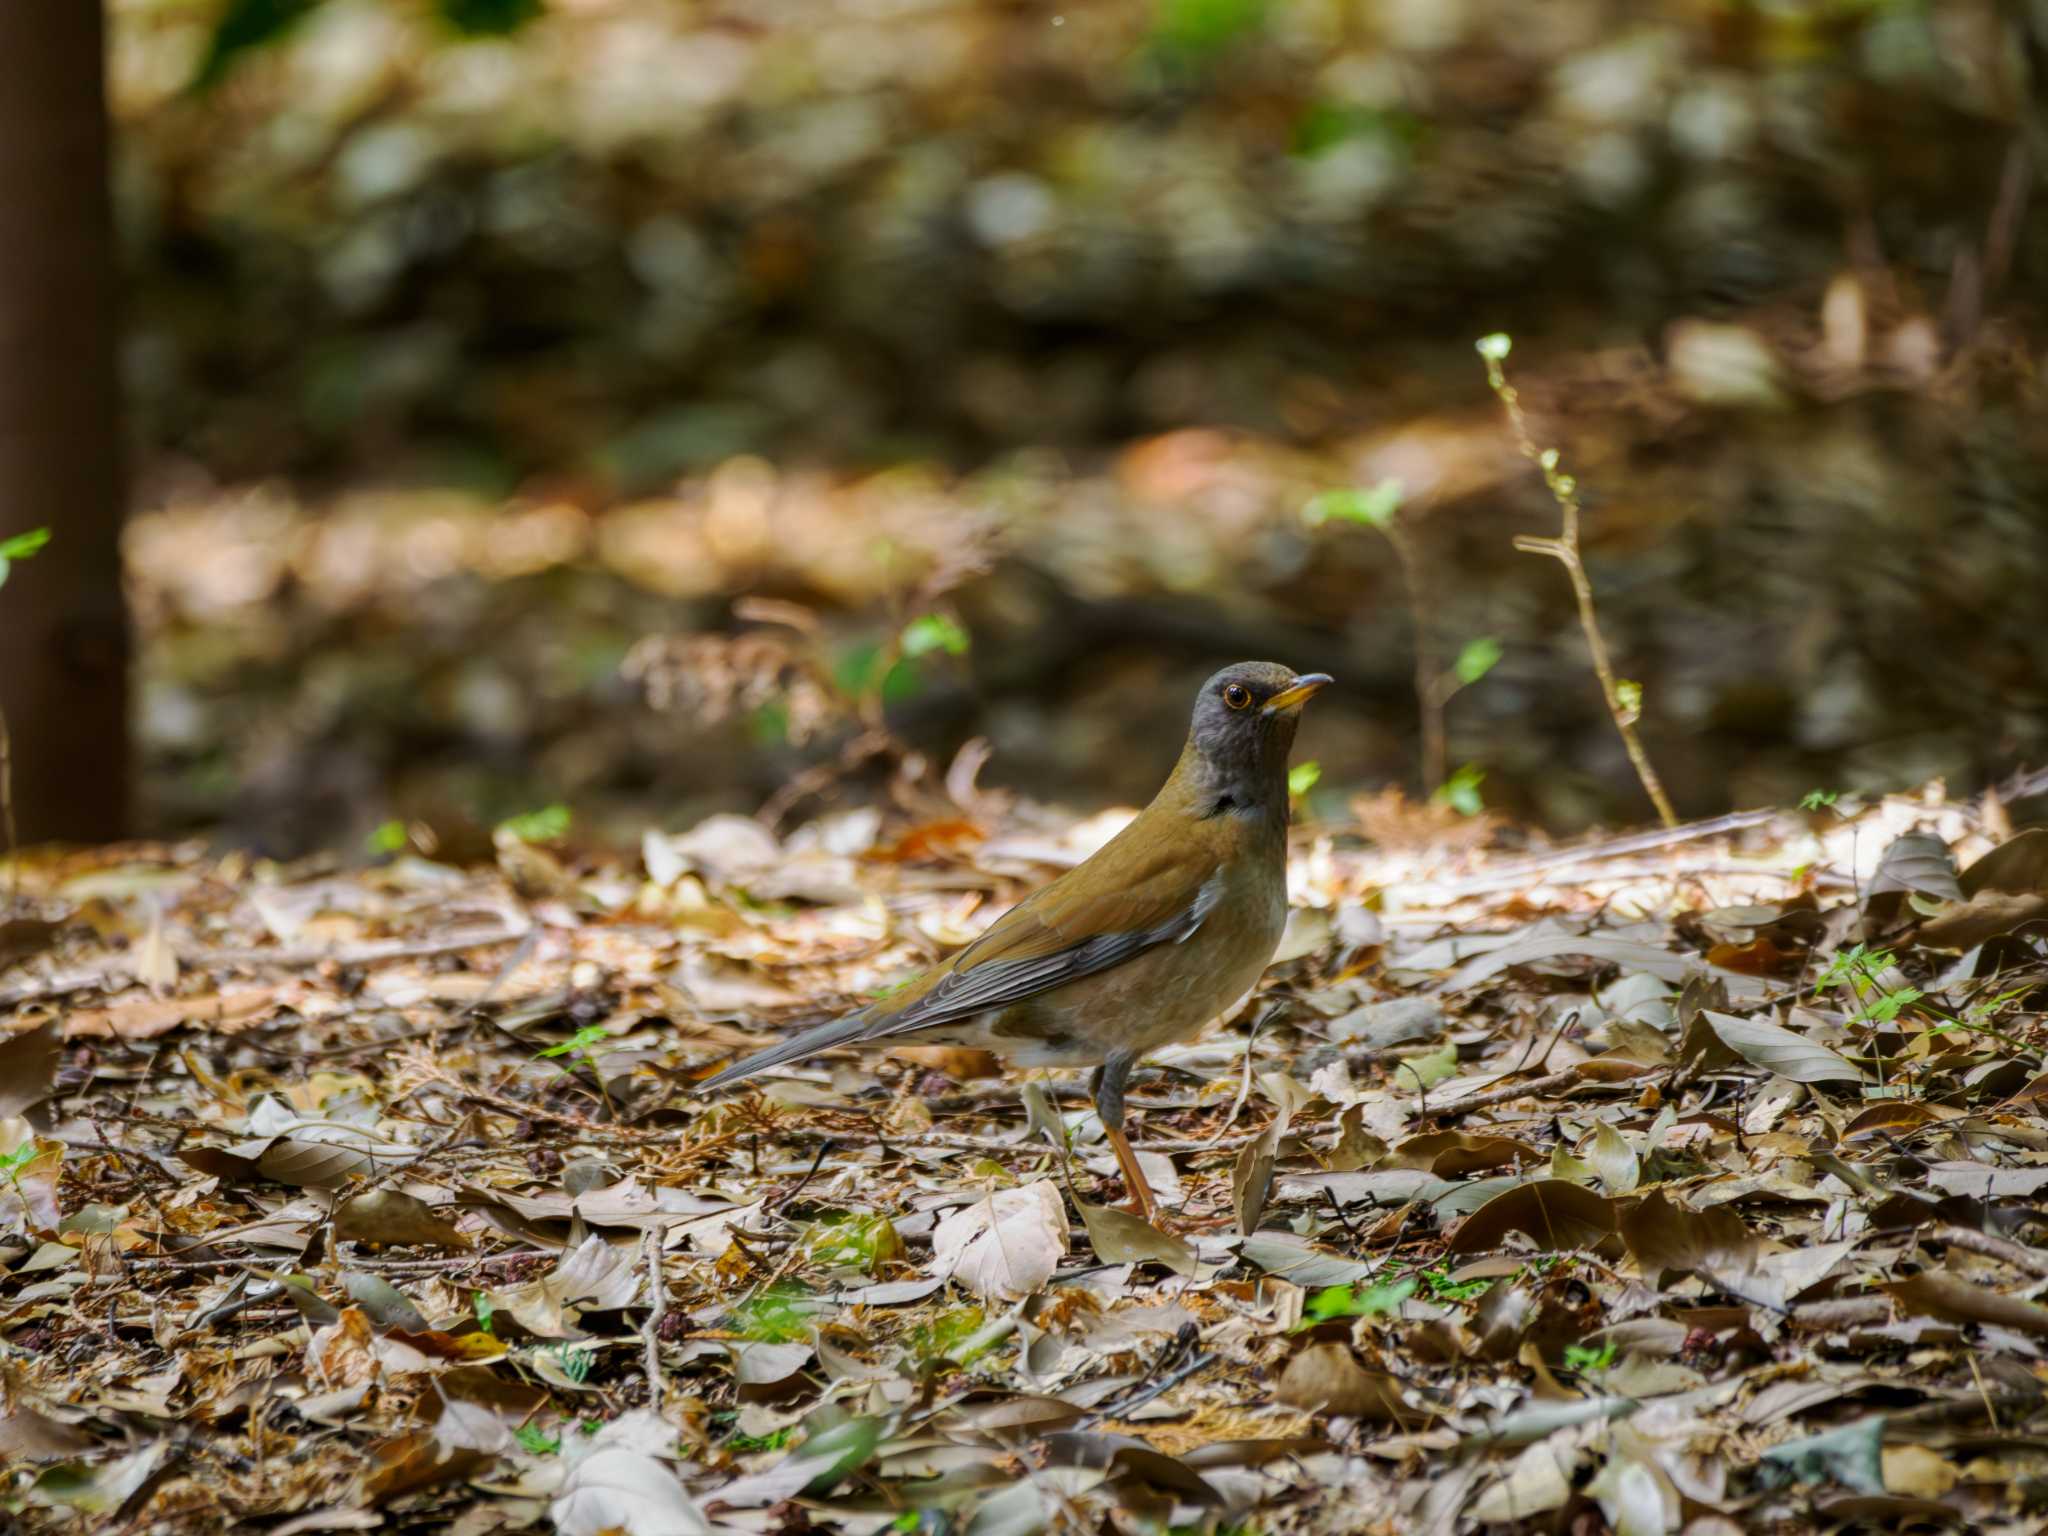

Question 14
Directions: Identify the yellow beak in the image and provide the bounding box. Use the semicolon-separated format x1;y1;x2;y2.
1263;673;1333;714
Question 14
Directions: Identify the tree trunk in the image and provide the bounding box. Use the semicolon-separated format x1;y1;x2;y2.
0;2;129;847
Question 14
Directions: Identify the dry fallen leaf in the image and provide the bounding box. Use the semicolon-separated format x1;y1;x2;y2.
930;1181;1067;1300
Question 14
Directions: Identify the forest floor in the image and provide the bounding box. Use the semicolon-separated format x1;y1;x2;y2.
3;770;2048;1534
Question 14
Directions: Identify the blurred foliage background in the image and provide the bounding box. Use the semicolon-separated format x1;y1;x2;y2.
100;0;2048;852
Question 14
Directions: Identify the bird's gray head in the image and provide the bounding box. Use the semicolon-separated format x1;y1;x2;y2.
1183;661;1332;814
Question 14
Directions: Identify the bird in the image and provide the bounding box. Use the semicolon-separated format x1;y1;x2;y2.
697;661;1332;1225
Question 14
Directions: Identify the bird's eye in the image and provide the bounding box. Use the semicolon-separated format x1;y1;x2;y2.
1222;682;1253;711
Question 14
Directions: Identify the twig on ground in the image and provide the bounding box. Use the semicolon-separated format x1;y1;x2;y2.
1929;1222;2048;1280
642;1224;670;1410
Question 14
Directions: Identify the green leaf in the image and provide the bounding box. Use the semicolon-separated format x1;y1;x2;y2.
727;1425;797;1452
1415;1263;1490;1303
900;613;969;659
473;1291;495;1335
191;0;326;92
1475;332;1513;361
1302;479;1402;530
538;1022;609;1061
1563;1339;1616;1373
1799;788;1840;811
1394;1041;1458;1093
0;526;52;593
1433;763;1485;817
513;1423;559;1455
1151;0;1266;63
436;0;544;36
727;1282;819;1343
1453;636;1502;687
365;820;407;858
1288;760;1322;800
497;803;571;843
1302;1276;1417;1324
0;528;51;562
1614;679;1644;720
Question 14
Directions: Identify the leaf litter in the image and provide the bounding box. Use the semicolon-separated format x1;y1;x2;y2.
2;779;2048;1532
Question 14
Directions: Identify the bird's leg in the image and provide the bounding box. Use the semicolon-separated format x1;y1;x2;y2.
1092;1051;1158;1226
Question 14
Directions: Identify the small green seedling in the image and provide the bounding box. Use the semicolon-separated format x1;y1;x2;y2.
1563;1339;1617;1374
1300;1277;1417;1326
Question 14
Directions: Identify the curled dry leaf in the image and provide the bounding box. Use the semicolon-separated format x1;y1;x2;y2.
1075;1200;1196;1276
1585;1122;1640;1195
1916;828;2048;948
1276;1343;1423;1423
1884;1271;2048;1337
1866;832;1963;905
0;1018;61;1117
1382;1131;1540;1178
1620;1192;1761;1287
1447;1179;1620;1256
552;1447;715;1536
929;1180;1067;1300
333;1190;471;1250
1704;1011;1864;1084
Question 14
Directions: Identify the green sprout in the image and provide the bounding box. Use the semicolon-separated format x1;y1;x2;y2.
1563;1339;1617;1374
0;527;52;591
727;1283;821;1344
514;1423;559;1455
1816;945;1923;1026
1454;637;1502;687
1434;763;1486;817
1300;1277;1417;1326
904;1305;990;1364
900;613;970;659
1414;1263;1491;1304
544;1343;595;1383
1303;480;1402;530
498;804;572;844
727;1426;798;1453
365;819;408;858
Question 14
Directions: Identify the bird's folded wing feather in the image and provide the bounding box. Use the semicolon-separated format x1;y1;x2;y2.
861;828;1225;1039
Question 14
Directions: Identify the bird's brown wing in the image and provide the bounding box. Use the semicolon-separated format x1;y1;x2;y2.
858;821;1225;1041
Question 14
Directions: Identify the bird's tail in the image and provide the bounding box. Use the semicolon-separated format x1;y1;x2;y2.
694;1009;875;1094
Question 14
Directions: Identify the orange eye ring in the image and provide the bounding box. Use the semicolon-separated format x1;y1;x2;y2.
1222;682;1253;711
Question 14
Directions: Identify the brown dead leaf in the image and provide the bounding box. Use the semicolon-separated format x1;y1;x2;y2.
0;1402;98;1460
334;1190;472;1250
869;817;985;862
1620;1191;1761;1284
1916;828;2048;948
360;1430;495;1502
1884;1271;2048;1336
0;918;62;974
1867;832;1963;904
1232;1128;1276;1236
1076;1201;1197;1276
64;987;278;1040
1381;1131;1540;1178
1840;1101;1955;1141
1447;1180;1620;1256
1703;937;1800;975
0;1019;62;1117
1276;1343;1423;1423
